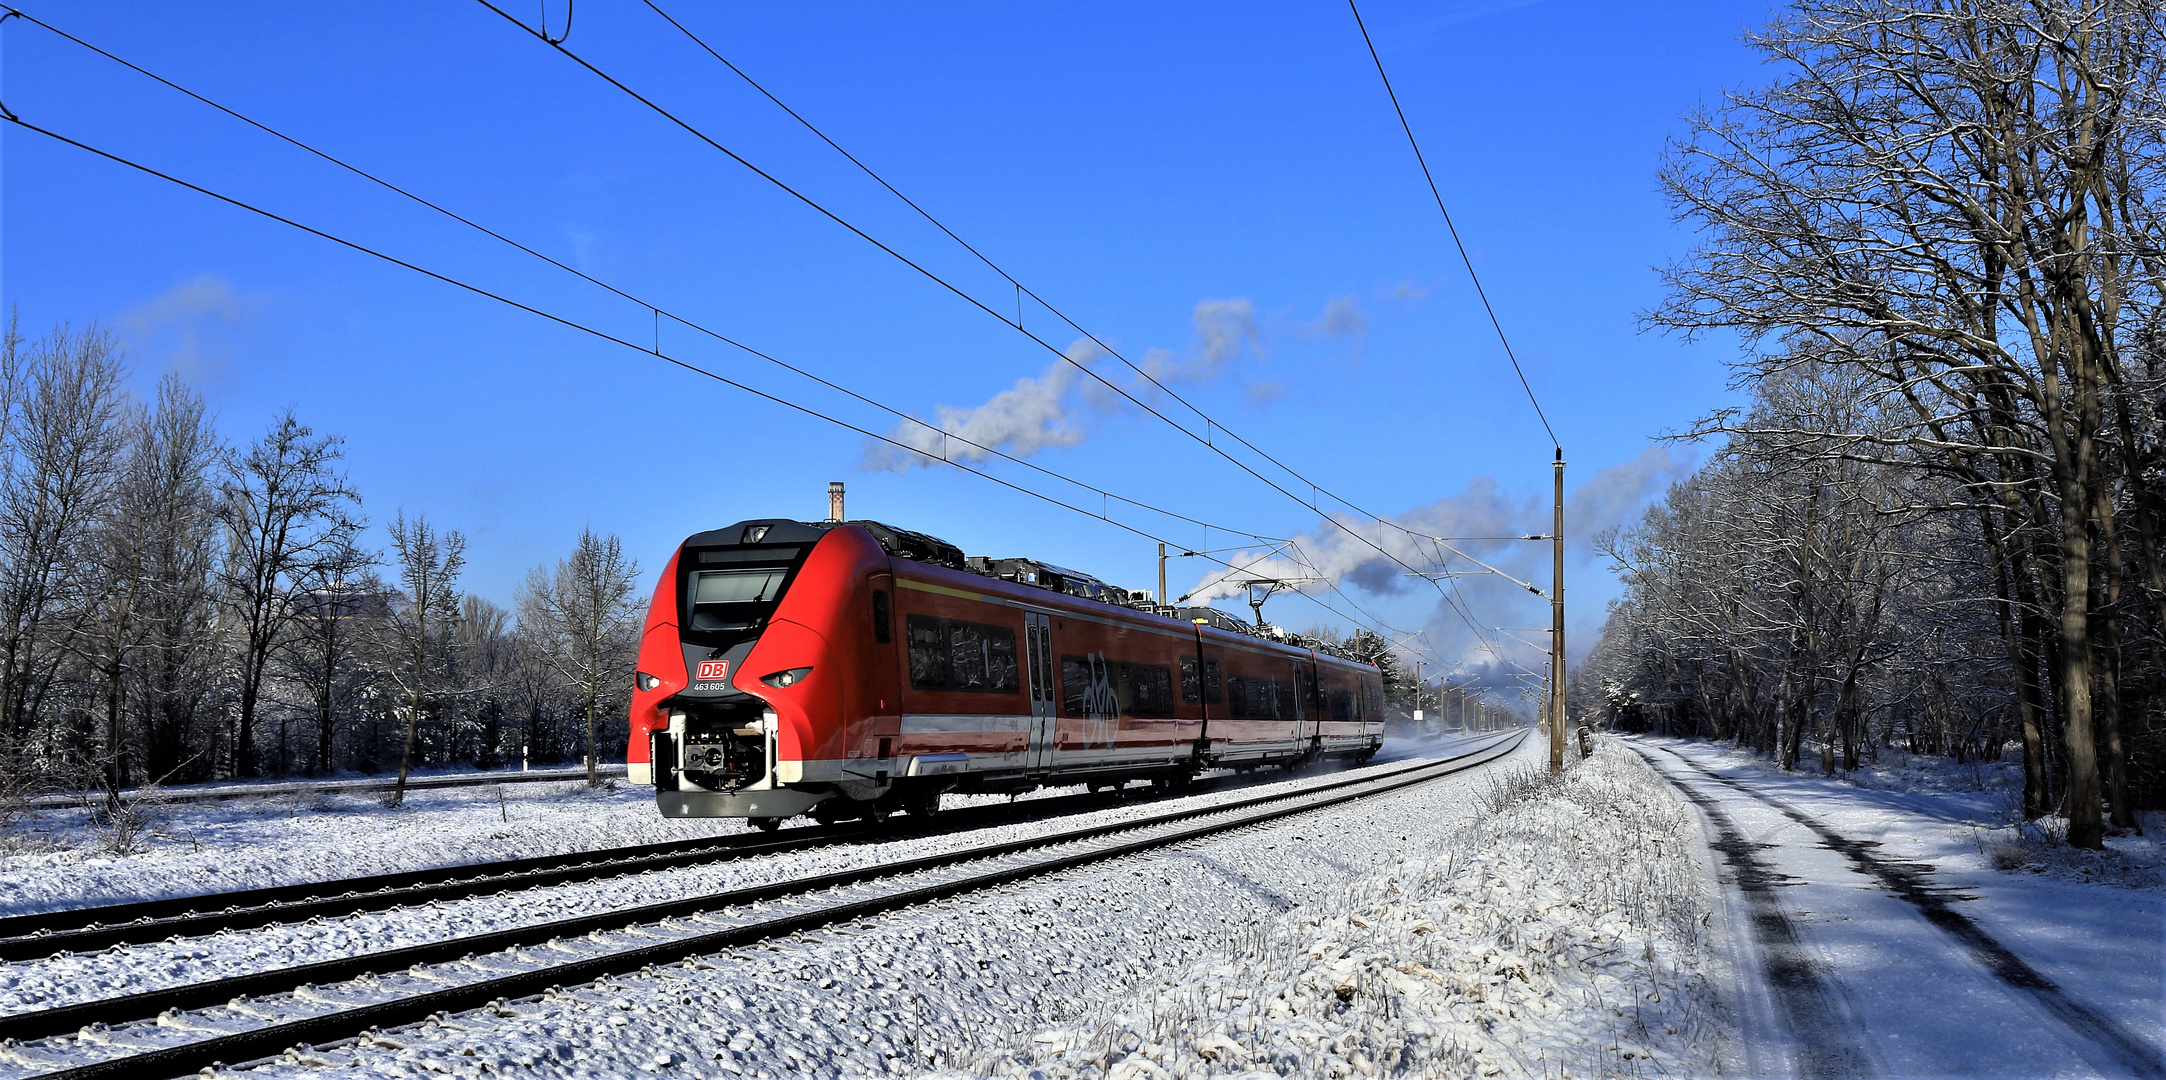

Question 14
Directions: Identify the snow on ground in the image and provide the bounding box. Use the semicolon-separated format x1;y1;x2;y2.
0;737;1510;1029
90;730;1731;1080
1633;736;2164;1078
1;746;1461;918
954;740;1724;1080
0;777;745;917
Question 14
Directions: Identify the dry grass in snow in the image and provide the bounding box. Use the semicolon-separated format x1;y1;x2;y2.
946;741;1726;1079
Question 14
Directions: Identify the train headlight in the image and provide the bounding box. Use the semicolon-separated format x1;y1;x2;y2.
635;671;661;692
760;666;813;688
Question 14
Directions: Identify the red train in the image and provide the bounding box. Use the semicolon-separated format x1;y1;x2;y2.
626;519;1385;826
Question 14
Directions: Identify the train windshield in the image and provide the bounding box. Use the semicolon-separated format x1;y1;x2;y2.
694;568;788;606
681;546;807;642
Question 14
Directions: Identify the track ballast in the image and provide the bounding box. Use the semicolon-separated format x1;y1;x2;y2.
5;732;1525;1080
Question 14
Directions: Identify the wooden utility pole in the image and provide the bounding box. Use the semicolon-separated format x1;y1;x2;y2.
1550;450;1566;774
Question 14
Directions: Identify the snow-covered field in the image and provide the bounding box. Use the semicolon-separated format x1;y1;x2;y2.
99;733;1717;1080
21;731;2142;1079
0;776;745;917
0;733;1754;1079
0;762;1349;918
963;740;1725;1080
0;739;1463;920
0;743;1494;1019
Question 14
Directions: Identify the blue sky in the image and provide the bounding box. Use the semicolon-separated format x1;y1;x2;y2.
3;0;1768;705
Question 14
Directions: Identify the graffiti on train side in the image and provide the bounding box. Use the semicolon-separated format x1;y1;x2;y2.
1080;653;1119;748
1061;651;1121;749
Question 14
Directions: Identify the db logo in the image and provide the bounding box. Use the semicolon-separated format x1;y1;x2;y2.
695;660;729;681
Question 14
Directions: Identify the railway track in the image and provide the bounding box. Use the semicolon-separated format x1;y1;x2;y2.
0;735;1501;960
4;731;1525;1080
19;766;629;812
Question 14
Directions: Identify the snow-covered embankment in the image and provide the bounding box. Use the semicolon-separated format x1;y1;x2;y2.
977;741;1728;1079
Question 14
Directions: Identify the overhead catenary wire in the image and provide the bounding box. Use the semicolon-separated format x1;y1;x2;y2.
0;106;1448;662
0;7;1282;552
625;3;1551;673
1345;0;1559;457
9;6;1534;679
472;0;1483;615
635;0;1456;554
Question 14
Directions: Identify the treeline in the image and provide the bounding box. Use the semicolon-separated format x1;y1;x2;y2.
1579;0;2165;848
0;320;645;800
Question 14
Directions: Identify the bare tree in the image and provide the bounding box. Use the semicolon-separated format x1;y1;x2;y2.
517;528;640;785
1647;0;2166;847
287;539;379;775
0;322;128;752
84;375;222;796
454;595;517;771
381;511;464;806
217;412;359;777
128;377;224;786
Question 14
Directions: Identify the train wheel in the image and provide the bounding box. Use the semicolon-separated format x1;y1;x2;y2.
750;817;781;833
906;789;943;820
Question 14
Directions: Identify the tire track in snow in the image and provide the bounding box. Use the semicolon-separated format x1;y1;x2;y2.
1625;743;1871;1079
1650;741;2166;1080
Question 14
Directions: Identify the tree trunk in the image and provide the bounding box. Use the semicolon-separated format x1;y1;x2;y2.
1985;503;2053;819
392;620;425;807
235;668;260;778
316;637;336;777
585;678;599;786
2089;483;2135;832
2052;466;2105;850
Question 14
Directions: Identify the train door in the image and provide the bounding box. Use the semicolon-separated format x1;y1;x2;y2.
1289;658;1309;748
866;573;901;760
1023;611;1056;772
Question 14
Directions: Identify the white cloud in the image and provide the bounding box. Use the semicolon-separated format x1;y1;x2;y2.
1312;296;1369;338
1565;445;1693;540
1142;298;1260;382
866;297;1278;471
863;292;1383;472
122;275;253;378
862;338;1106;471
1179;446;1690;687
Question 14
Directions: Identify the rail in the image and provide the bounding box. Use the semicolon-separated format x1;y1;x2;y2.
21;765;629;811
10;732;1525;1079
0;744;1480;957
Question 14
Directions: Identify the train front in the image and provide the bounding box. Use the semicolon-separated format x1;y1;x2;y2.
626;519;882;821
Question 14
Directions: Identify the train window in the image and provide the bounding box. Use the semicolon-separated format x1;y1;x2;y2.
1362;680;1384;718
1178;655;1223;704
1118;663;1176;718
1059;655;1174;718
905;614;1019;693
1328;687;1354;721
872;589;891;644
1061;655;1115;717
1226;676;1294;720
689;568;791;632
699;546;803;564
693;568;788;605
